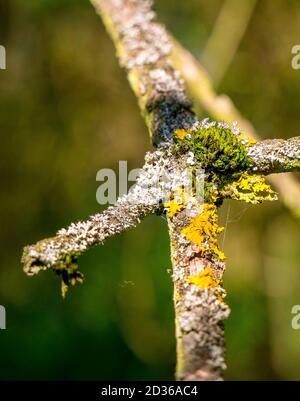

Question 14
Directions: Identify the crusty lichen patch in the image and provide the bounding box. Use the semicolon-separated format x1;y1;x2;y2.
224;173;278;204
188;267;219;288
22;240;83;298
188;267;226;305
247;136;300;174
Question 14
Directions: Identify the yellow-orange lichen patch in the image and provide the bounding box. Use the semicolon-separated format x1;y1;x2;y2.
188;267;219;289
181;203;225;260
164;199;184;218
175;129;187;140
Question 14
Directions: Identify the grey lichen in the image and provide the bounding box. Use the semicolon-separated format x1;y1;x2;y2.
21;145;199;296
22;196;156;296
248;136;300;174
169;209;230;381
91;0;197;146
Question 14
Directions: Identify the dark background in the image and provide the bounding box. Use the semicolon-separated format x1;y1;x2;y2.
0;0;300;380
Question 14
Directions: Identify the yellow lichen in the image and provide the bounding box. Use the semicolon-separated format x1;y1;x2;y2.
175;129;187;140
206;188;219;204
188;267;219;289
181;203;225;260
164;199;184;218
246;138;257;146
188;268;225;304
229;174;277;204
215;290;225;304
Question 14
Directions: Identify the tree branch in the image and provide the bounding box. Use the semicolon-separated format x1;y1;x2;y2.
21;0;299;380
22;187;156;296
91;0;197;145
201;0;257;86
169;212;229;380
170;38;300;216
248;137;300;174
91;0;230;380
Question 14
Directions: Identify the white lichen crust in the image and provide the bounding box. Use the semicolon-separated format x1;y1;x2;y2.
248;136;300;174
21;147;197;288
22;197;155;291
91;0;197;145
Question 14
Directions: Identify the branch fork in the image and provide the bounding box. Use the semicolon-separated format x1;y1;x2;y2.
21;0;300;380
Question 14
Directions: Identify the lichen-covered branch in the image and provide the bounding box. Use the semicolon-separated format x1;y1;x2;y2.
22;190;156;296
248;136;300;174
170;38;300;216
21;0;299;381
169;205;230;381
90;0;231;380
90;0;197;145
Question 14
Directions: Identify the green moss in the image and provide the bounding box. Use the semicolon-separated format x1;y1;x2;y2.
52;253;83;298
173;125;250;182
172;124;277;208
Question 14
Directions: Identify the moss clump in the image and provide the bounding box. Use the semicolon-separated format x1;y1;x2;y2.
53;253;83;298
173;125;250;183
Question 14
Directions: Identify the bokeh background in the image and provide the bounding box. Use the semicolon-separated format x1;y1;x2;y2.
0;0;300;380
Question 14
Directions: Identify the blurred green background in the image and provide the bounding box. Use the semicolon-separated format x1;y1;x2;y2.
0;0;300;380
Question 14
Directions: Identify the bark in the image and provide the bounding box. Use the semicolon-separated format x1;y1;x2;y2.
248;136;300;175
90;0;197;145
170;38;300;216
169;214;229;380
91;0;229;380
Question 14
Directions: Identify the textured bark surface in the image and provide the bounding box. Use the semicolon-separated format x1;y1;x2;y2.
91;0;197;145
91;0;231;380
169;216;229;380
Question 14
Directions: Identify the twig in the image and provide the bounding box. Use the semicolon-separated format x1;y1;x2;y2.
248;137;300;174
91;0;197;145
22;186;156;296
